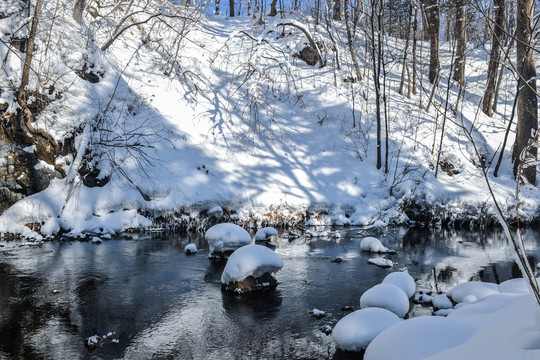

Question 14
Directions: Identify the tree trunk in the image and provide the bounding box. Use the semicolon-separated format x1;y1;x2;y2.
19;0;43;95
229;0;234;16
333;0;341;21
412;0;418;95
73;0;85;25
344;0;362;81
482;0;505;116
512;0;537;183
399;0;413;96
269;0;278;16
453;0;466;85
422;0;439;84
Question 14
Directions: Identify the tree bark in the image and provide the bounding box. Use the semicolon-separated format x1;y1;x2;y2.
19;0;43;95
512;0;537;183
73;0;85;25
421;0;439;84
344;0;362;81
482;0;505;116
269;0;278;16
229;0;235;16
333;0;341;20
453;0;466;85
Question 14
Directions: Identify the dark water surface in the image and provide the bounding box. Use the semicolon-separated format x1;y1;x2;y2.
0;227;539;359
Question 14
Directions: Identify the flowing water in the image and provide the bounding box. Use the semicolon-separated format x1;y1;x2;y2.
0;227;539;359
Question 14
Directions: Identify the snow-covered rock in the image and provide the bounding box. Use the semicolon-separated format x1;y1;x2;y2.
447;281;500;304
221;245;283;294
360;284;410;318
332;308;401;351
254;226;278;241
85;335;103;350
367;258;394;268
310;308;326;318
432;294;453;309
382;271;416;298
41;217;60;236
184;243;197;254
364;316;474;360
205;223;251;257
360;237;390;253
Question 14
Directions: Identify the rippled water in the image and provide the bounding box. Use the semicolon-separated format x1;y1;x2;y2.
0;227;538;359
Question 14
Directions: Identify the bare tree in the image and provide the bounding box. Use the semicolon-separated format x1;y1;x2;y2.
482;0;505;116
512;0;537;183
453;0;466;85
333;0;341;20
421;0;440;83
344;0;362;81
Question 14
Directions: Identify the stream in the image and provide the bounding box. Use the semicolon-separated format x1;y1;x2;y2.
0;227;538;359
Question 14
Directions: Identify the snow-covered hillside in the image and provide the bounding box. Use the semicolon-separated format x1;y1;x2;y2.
0;0;538;238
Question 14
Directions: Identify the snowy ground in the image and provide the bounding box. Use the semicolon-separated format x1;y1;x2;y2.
0;3;538;239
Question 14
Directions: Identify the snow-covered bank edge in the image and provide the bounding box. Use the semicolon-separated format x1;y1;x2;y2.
0;181;537;241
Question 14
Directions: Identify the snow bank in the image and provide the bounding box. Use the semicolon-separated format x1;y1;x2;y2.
221;245;283;284
447;281;500;304
382;271;416;298
332;308;401;351
364;316;475;360
360;284;410;318
205;223;251;255
360;237;390;253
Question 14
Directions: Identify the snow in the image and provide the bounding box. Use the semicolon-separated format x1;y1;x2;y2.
499;278;540;294
0;9;537;239
41;218;60;237
360;237;390;253
364;316;475;360
220;244;283;284
184;244;197;254
382;271;416;298
332;308;401;351
360;284;410;318
368;258;394;268
447;281;500;304
205;223;251;255
432;294;453;310
254;227;278;241
311;308;326;318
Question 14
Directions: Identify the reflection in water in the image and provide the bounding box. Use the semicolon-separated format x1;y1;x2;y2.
0;228;538;359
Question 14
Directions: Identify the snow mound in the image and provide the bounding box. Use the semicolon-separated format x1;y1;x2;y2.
498;278;540;294
360;237;390;253
332;308;401;351
432;294;453;310
41;217;60;236
254;227;278;241
360;284;410;318
221;245;283;284
184;244;197;254
447;281;500;304
364;316;474;360
205;223;251;255
382;271;416;298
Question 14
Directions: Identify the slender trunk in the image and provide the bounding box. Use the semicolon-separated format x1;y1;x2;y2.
493;34;515;113
482;0;505;116
370;0;381;169
422;0;439;83
412;0;418;95
229;0;235;16
333;0;341;20
453;0;466;85
399;1;413;96
19;0;43;95
344;0;362;81
512;0;537;183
